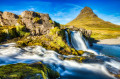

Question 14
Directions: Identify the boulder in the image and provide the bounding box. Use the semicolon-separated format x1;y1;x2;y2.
2;12;18;20
0;12;18;26
21;11;38;18
0;11;53;35
21;11;52;35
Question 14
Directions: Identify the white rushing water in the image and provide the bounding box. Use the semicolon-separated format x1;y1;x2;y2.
65;31;71;46
71;31;87;51
70;31;98;55
0;43;118;79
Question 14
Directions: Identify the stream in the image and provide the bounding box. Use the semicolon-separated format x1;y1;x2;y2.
0;31;120;79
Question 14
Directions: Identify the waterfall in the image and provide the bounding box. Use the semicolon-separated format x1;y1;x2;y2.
70;31;88;51
65;31;71;46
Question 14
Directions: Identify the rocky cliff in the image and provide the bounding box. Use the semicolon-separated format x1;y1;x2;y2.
0;11;53;35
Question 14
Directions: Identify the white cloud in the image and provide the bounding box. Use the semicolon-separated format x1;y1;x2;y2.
93;10;120;25
28;8;35;11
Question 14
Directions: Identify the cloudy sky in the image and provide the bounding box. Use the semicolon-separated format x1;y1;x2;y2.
1;0;120;25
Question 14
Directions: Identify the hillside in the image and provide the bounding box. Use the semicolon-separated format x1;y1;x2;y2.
67;7;120;39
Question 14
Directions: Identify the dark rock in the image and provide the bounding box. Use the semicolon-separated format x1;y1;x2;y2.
0;11;3;16
106;64;120;75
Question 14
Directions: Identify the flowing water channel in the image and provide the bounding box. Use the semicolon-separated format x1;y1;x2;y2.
0;31;120;79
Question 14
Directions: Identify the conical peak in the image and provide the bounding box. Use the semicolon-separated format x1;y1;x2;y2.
76;7;98;19
81;7;93;13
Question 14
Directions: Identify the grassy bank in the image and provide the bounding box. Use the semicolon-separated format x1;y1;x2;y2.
16;27;84;56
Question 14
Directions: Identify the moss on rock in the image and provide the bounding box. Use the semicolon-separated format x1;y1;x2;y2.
0;62;60;79
65;56;86;63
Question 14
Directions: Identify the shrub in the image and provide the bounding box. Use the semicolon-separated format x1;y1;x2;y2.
16;25;30;37
33;17;40;23
49;20;53;24
49;27;60;35
54;21;60;27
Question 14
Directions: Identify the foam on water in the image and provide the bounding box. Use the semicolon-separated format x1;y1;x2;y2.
71;31;87;51
70;31;98;55
0;43;117;79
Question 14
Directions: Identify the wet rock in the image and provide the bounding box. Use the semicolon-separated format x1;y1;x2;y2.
106;64;120;79
58;55;65;60
106;65;120;75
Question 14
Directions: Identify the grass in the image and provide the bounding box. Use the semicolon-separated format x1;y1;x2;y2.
66;16;120;40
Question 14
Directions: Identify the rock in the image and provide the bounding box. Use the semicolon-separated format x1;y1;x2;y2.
21;11;37;18
2;12;18;20
0;11;3;16
0;12;18;26
21;11;52;35
58;55;65;60
0;11;53;35
106;65;120;75
66;27;92;38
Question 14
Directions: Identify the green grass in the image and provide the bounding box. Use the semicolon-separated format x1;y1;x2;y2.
67;16;120;40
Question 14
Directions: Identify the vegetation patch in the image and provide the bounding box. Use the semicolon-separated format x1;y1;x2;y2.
65;56;86;63
0;62;60;79
33;17;40;23
16;27;84;56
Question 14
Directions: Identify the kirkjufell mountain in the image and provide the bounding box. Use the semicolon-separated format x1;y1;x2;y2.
67;7;120;40
67;7;120;28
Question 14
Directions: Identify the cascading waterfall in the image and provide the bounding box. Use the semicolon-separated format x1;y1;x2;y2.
71;31;87;51
65;30;71;46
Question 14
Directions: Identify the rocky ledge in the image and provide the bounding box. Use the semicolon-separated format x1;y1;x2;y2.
0;11;53;35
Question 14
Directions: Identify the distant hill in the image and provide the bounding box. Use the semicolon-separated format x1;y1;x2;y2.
67;7;120;39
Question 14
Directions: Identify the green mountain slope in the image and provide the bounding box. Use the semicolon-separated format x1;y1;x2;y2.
67;7;120;39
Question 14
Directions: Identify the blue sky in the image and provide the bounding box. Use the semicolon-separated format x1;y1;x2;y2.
1;0;120;25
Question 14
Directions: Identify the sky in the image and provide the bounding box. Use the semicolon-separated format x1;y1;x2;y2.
1;0;120;25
